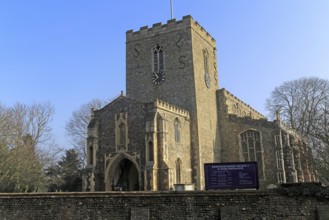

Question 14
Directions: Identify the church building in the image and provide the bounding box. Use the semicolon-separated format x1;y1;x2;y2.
84;15;316;191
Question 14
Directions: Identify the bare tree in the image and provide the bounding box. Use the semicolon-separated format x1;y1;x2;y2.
266;77;329;184
65;99;108;167
0;102;58;192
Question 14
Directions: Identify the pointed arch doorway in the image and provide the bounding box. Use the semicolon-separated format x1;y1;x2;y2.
106;154;141;191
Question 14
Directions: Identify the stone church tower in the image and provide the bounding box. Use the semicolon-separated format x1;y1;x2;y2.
126;15;220;188
84;15;317;192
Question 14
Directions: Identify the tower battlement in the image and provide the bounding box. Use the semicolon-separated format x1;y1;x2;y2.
126;15;216;43
154;99;190;118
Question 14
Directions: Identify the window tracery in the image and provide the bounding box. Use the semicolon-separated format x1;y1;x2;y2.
153;44;164;73
240;130;265;179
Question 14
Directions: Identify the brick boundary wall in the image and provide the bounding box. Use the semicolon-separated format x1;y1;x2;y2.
0;190;328;220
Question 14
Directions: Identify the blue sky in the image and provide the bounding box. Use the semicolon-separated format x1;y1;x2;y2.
1;0;328;148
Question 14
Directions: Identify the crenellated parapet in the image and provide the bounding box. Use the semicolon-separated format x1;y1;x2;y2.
227;114;275;128
154;99;190;118
217;88;266;119
126;15;216;44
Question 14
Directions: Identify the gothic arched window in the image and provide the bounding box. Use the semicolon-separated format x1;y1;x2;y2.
174;118;181;143
153;44;164;73
240;130;264;178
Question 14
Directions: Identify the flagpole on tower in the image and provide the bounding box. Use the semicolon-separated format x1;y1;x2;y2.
170;0;174;19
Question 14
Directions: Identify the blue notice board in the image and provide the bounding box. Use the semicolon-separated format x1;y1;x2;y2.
204;162;259;190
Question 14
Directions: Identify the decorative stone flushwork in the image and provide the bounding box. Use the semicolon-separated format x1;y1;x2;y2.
216;88;317;188
84;15;317;192
85;95;192;192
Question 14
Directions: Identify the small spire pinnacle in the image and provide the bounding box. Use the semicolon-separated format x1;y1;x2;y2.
276;109;281;121
90;107;95;118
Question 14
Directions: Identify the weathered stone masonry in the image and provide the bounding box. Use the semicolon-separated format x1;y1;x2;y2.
85;15;317;192
0;190;328;219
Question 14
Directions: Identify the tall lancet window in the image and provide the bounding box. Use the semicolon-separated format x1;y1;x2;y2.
154;44;164;72
174;118;181;143
152;45;165;85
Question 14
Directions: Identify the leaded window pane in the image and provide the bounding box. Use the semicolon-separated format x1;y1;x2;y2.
249;148;255;161
255;141;261;152
243;152;249;161
242;142;248;154
240;130;264;179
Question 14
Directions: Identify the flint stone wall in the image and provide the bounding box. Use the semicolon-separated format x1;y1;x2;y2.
0;190;328;220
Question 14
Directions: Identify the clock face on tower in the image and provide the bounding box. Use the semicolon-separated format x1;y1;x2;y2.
152;70;165;85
